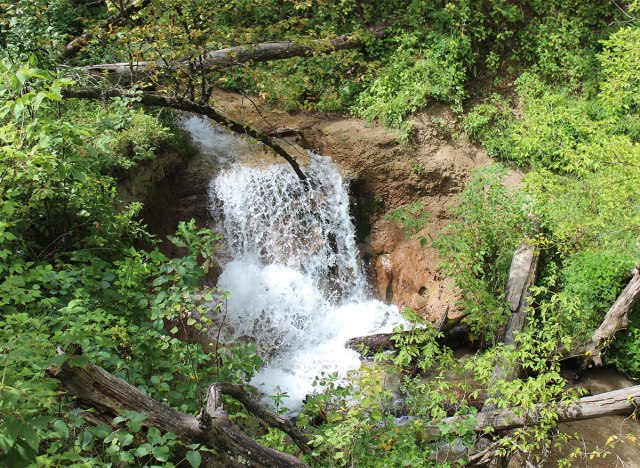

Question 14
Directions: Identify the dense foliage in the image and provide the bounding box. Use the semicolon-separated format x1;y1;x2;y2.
1;0;639;466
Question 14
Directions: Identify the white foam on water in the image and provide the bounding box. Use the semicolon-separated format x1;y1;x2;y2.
184;116;406;412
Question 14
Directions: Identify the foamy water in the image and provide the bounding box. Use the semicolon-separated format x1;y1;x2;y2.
181;115;405;412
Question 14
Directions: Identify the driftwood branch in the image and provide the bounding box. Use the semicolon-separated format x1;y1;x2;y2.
78;28;385;80
47;350;308;467
445;384;640;433
62;0;151;59
61;87;307;182
579;267;640;367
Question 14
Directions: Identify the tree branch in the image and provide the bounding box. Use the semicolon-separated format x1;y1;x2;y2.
62;0;151;59
60;87;308;182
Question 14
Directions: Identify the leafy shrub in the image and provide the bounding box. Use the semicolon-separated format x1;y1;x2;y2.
608;308;640;379
557;250;636;339
462;94;513;157
599;26;640;115
353;34;469;127
434;164;532;341
114;109;172;164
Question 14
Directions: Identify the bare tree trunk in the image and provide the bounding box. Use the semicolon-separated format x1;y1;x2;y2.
484;242;539;410
77;28;385;80
61;87;308;182
579;267;640;367
47;350;308;467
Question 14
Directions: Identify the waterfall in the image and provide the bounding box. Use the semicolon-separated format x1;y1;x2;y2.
181;115;405;411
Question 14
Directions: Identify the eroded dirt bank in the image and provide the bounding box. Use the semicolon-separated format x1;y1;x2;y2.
209;90;518;323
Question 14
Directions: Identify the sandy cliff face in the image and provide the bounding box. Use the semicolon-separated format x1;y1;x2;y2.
208;91;519;323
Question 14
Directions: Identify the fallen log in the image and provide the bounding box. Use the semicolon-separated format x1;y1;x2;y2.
433;385;640;466
445;384;640;433
345;323;471;355
61;87;308;182
579;266;640;367
78;28;385;81
47;348;308;467
483;242;539;414
62;0;151;59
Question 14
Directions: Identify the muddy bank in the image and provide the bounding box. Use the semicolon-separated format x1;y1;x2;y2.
208;90;522;322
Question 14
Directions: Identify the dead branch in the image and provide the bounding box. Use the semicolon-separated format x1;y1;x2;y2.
62;0;151;59
46;350;308;467
61;87;308;182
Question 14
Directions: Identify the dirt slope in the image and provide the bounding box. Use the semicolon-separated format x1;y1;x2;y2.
211;90;519;323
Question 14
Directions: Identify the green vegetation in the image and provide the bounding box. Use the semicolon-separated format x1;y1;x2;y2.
1;0;639;466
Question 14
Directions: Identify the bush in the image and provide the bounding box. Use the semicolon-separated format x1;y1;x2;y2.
353;34;469;127
434;164;532;341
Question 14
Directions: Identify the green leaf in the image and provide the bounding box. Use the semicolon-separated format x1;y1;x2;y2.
152;444;171;462
52;419;69;439
133;443;151;457
186;450;201;467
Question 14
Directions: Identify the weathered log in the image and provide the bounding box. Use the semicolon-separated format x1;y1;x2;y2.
77;28;385;80
444;384;640;434
484;242;539;411
579;267;640;367
62;0;151;59
61;87;308;182
434;385;640;465
47;351;308;467
345;323;471;355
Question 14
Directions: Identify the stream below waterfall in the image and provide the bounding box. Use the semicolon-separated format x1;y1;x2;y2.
180;115;405;412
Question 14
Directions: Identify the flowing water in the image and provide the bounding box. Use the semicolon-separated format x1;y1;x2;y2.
180;115;405;411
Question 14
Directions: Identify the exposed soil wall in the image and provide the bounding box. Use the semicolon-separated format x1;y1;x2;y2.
208;90;521;323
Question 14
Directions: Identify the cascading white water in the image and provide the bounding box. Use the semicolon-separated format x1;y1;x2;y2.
181;115;405;411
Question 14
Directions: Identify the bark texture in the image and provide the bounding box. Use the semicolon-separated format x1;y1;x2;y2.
47;352;308;467
78;28;385;80
61;87;308;182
